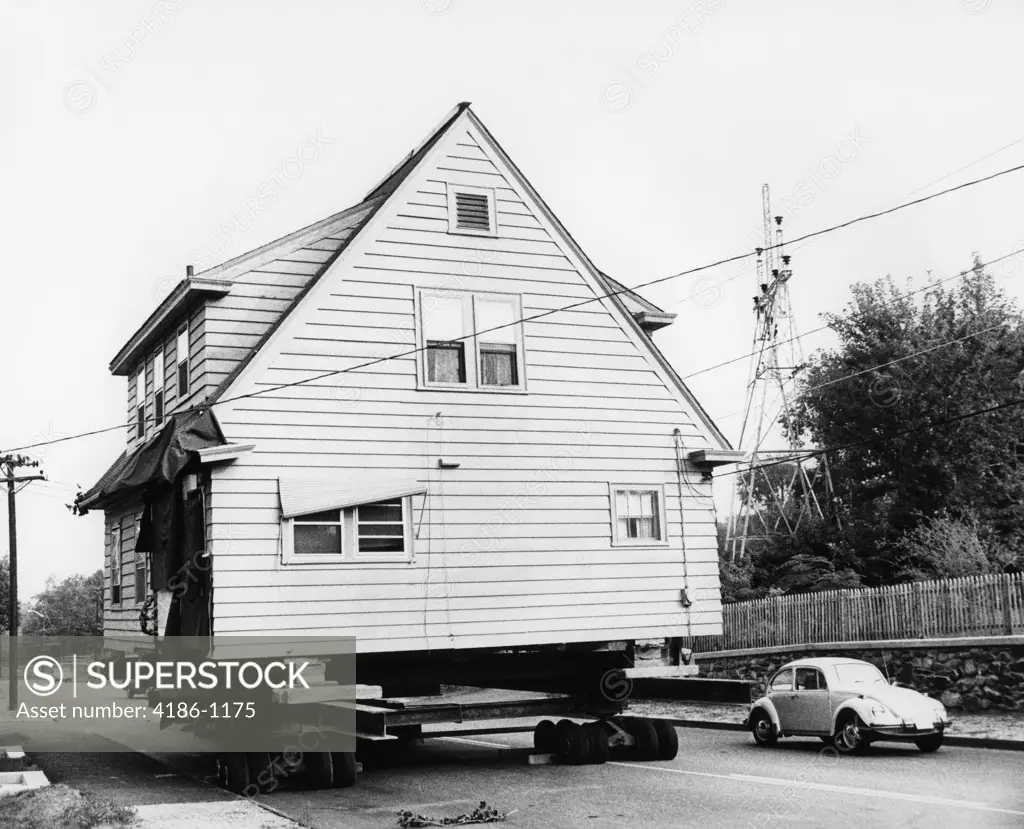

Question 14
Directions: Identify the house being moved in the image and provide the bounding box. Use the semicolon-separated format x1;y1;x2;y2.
78;103;741;690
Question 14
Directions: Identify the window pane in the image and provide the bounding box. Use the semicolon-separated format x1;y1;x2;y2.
358;537;404;553
154;350;164;391
154;390;164;423
359;500;402;522
294;524;341;555
423;295;465;340
358;523;403;536
178;362;189;396
640;492;653;516
480;346;517;386
177;327;188;362
294;509;342;524
615;492;627;515
628;492;641;516
427;342;465;383
475;298;516;344
617;517;629;539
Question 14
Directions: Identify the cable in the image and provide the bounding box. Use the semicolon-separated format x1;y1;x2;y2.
711;321;1005;424
5;161;1024;457
714;394;1024;481
682;249;1022;382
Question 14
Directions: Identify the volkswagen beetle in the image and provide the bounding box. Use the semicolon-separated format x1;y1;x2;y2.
747;657;950;754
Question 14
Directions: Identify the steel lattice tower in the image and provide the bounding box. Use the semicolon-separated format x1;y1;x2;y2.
725;185;838;560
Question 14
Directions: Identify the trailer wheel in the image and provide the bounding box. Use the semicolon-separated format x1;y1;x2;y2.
216;753;250;795
651;720;679;761
555;720;590;765
246;753;275;793
330;752;357;788
623;717;660;761
583;722;609;764
305;752;334;789
534;720;557;753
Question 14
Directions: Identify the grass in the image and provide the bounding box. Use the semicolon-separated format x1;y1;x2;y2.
0;783;136;829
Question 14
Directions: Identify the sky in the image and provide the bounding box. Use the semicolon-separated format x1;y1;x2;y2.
3;0;1024;598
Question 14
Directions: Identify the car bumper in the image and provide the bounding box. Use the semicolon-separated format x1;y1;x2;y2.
867;721;947;737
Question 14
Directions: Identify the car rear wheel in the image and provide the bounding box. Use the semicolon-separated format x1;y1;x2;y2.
833;713;868;754
750;711;777;746
914;733;943;753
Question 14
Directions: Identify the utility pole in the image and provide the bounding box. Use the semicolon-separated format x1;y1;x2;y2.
2;454;45;711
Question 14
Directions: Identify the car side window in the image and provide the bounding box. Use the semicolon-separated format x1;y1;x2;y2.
795;668;827;691
769;669;794;693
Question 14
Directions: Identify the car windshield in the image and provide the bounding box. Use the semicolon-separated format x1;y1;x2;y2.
832;663;886;686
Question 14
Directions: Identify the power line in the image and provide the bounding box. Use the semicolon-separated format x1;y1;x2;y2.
714;394;1024;481
5;160;1024;457
681;249;1022;382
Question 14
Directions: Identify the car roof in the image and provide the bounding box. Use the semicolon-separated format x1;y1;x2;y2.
776;657;876;671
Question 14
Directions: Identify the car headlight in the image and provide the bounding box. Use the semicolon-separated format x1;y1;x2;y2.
870;704;897;720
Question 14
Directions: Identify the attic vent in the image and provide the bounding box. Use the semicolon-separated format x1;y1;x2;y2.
447;185;497;237
455;192;490;231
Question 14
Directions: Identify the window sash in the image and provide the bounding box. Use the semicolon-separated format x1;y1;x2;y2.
136;367;146;438
177;325;189;397
134;553;148;604
110;526;122;604
426;341;466;384
480;342;518;386
284;499;411;563
611;487;664;544
357;499;405;553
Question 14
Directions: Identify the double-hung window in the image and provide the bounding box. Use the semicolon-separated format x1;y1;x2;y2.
419;290;525;391
177;324;190;399
609;484;668;546
153;348;165;426
135;365;146;439
110;524;122;605
279;478;425;564
134;514;148;604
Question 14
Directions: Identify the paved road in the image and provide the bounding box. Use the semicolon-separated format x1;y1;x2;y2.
244;726;1024;829
27;726;1024;828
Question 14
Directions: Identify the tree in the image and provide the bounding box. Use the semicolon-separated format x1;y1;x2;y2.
21;570;103;636
785;258;1024;582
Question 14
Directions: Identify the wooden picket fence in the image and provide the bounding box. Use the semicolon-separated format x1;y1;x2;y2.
686;573;1024;653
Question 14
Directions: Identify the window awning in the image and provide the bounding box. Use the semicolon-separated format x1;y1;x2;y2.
278;477;427;519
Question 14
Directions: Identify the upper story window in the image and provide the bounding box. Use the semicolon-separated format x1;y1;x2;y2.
446;184;497;237
153;348;165;426
135;366;146;439
609;484;668;547
176;324;189;399
418;290;525;392
282;498;413;564
110;523;122;605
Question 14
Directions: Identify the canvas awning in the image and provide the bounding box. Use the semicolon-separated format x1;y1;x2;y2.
278;477;427;518
76;408;227;514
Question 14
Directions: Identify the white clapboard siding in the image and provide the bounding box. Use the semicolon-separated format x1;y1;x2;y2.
204;120;725;649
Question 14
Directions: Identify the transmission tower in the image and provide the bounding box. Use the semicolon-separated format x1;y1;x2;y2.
725;184;838;560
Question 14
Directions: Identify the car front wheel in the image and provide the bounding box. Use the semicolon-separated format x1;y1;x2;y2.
833;713;868;754
914;733;943;753
750;711;777;746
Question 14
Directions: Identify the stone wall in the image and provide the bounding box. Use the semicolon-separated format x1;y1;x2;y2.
693;638;1024;712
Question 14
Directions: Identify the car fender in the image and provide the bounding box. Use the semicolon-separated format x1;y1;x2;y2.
831;697;874;733
748;698;781;731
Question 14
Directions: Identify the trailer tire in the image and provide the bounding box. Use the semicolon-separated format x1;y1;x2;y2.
330;752;357;788
651;720;679;761
246;753;276;793
305;752;334;789
623;717;660;761
583;722;609;764
555;720;590;765
217;753;250;795
534;720;557;753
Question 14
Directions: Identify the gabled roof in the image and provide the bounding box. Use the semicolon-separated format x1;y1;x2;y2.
190;103;731;450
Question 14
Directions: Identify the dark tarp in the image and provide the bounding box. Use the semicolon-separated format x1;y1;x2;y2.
77;408;225;513
77;408;225;637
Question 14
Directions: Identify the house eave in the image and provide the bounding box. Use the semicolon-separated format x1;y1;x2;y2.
109;277;233;376
634;311;677;333
687;449;747;468
196;442;255;464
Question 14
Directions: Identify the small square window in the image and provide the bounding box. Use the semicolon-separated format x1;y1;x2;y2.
357;498;405;554
610;485;667;546
426;341;466;383
293;509;343;556
282;499;413;564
